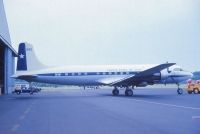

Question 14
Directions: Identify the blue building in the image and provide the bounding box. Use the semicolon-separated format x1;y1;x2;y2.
0;0;17;94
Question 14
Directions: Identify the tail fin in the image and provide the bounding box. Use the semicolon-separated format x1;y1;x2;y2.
17;43;47;72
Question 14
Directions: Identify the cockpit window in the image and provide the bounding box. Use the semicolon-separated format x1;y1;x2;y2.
173;68;183;71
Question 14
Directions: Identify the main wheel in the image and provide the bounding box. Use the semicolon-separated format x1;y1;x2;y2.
16;91;21;95
193;88;199;94
177;88;183;95
112;89;119;96
125;89;133;96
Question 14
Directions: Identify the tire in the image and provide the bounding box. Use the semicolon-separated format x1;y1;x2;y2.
125;89;133;96
187;91;192;94
177;88;183;95
16;91;21;95
112;89;119;96
193;88;199;94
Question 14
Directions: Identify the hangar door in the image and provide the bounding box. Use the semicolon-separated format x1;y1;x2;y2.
0;44;4;94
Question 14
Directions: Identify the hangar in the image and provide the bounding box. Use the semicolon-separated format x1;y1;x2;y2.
0;0;17;94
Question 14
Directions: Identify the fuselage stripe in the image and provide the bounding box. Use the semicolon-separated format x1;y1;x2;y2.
37;71;138;77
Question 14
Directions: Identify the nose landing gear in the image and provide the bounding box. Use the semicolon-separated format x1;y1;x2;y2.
177;88;183;95
177;83;183;95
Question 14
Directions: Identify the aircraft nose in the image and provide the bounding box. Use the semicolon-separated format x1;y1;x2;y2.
189;72;193;78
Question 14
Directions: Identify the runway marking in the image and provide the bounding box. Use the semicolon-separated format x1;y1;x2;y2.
19;115;26;120
24;109;30;114
192;116;200;119
24;106;32;114
11;124;20;132
123;98;200;110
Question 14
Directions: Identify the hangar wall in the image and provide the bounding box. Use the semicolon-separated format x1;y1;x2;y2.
0;0;11;42
0;0;16;94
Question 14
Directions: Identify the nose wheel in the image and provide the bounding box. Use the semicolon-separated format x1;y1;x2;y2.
176;83;183;95
177;88;183;95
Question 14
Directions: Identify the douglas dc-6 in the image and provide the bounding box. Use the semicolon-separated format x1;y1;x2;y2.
12;43;193;96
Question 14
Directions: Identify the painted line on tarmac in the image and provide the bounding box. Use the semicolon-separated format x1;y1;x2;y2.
11;124;20;132
24;108;30;114
192;116;200;119
24;106;32;114
124;98;200;110
19;115;26;120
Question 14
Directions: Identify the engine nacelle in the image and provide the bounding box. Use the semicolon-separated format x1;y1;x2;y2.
161;70;169;80
136;82;148;87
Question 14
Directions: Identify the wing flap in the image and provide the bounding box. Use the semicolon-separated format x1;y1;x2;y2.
97;76;131;85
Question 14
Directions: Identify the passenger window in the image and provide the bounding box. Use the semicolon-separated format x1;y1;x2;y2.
174;68;183;71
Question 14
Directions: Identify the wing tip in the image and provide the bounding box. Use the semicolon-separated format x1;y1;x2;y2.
164;62;176;66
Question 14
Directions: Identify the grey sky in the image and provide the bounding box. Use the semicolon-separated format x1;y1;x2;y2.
4;0;200;71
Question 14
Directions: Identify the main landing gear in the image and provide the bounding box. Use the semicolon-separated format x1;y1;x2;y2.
112;87;119;96
125;88;133;96
112;87;133;96
176;83;183;95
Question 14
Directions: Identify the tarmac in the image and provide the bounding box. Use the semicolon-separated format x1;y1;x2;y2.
0;87;200;134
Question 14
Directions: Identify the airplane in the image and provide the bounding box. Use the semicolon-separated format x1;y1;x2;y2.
12;42;193;96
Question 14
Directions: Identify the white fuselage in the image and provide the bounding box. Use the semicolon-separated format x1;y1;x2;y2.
15;64;192;86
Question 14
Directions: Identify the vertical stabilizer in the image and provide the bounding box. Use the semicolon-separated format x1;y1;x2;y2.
17;43;47;72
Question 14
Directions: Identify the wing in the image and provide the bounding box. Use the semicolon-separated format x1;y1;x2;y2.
109;63;176;86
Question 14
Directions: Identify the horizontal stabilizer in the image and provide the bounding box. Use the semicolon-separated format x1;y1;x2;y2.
11;74;37;79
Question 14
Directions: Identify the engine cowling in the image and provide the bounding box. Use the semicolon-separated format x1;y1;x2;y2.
161;70;169;80
136;82;148;87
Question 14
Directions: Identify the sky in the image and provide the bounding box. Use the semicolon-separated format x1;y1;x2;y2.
3;0;200;71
